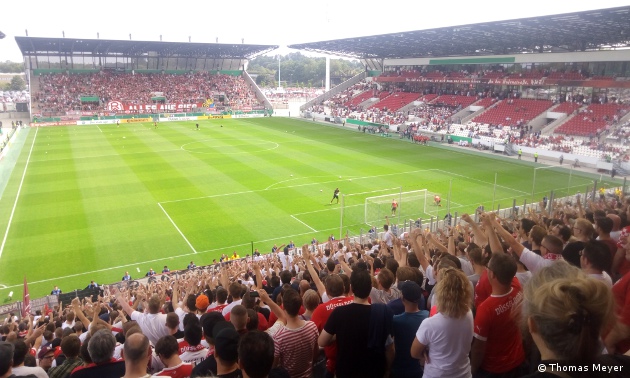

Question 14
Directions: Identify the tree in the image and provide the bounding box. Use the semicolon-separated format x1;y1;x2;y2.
9;76;26;91
0;61;24;73
247;53;363;87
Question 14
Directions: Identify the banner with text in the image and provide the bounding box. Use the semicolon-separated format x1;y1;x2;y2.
159;116;199;122
77;120;118;125
124;118;152;123
197;115;232;120
106;101;204;113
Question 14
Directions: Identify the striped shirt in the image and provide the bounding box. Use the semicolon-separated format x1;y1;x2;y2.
273;321;319;378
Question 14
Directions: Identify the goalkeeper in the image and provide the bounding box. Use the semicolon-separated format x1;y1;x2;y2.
330;188;340;204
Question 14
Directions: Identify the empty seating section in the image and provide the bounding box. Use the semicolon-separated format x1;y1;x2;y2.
505;71;545;80
481;72;505;79
424;72;446;79
473;97;498;108
420;94;439;103
552;102;581;114
369;92;420;111
555;103;628;136
345;90;375;107
431;95;478;108
472;99;553;126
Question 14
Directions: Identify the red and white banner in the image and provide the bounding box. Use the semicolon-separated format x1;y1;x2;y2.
106;101;203;112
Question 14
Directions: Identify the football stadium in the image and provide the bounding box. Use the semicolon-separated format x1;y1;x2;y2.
0;4;630;377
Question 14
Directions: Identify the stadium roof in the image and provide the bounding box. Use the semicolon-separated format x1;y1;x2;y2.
287;6;630;59
14;37;278;59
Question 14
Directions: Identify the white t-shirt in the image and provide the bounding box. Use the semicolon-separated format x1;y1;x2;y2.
383;231;393;248
61;320;75;330
11;366;48;378
425;265;436;286
279;253;293;271
222;299;243;316
180;347;208;367
519;248;554;273
416;311;474;378
458;257;474;276
175;306;187;331
589;271;613;288
130;311;169;346
515;271;532;288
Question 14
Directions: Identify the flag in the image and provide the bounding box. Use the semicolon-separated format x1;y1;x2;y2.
21;276;30;318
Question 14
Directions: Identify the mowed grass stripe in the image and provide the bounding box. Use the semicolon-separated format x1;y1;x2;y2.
0;127;99;283
71;127;189;286
0;120;619;298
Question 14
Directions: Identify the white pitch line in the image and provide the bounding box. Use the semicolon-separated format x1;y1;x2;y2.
290;215;318;232
157;203;197;254
162;170;432;204
431;169;529;195
0;127;38;259
96;125;103;133
0;226;346;290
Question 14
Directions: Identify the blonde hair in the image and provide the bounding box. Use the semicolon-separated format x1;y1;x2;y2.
573;218;594;238
523;261;614;364
302;289;320;312
435;267;472;318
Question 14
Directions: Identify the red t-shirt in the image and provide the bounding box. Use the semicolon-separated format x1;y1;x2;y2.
474;270;521;309
177;340;205;355
153;362;194;377
207;303;228;314
474;287;525;373
311;296;354;373
612;270;630;353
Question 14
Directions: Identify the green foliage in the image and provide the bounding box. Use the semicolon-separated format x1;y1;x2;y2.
9;75;26;91
248;52;363;86
0;61;23;73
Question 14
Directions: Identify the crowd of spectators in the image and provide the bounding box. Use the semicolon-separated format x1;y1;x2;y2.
262;88;323;103
3;192;630;378
0;90;29;110
33;72;263;115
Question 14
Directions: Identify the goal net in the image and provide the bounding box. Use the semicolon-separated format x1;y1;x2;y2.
340;188;440;235
364;189;439;226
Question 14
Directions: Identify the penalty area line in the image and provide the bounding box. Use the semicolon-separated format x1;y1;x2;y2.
290;215;318;233
157;203;197;254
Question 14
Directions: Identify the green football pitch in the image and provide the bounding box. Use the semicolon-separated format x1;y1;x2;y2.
0;117;617;298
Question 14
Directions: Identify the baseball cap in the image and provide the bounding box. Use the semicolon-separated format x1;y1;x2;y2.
0;342;15;376
196;294;209;311
214;326;239;362
400;281;422;302
38;346;55;360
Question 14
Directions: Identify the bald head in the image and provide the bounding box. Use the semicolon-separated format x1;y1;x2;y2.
123;333;150;363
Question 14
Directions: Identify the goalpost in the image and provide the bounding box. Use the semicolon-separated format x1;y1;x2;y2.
340;188;440;237
365;189;439;226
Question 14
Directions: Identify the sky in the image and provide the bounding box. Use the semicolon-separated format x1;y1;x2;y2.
1;0;628;62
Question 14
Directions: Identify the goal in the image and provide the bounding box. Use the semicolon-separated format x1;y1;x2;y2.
340;188;440;236
364;189;437;226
